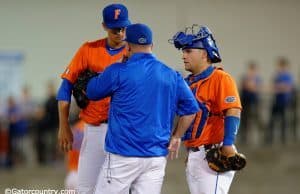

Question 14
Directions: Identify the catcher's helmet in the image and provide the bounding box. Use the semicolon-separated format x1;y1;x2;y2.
169;25;221;63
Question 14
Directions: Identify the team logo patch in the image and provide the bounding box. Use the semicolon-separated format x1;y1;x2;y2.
138;37;147;44
224;96;236;103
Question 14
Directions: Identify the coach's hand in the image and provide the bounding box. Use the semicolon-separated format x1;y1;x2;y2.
58;124;73;152
168;136;181;160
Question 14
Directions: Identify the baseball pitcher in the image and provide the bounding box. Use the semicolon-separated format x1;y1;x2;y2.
56;4;131;193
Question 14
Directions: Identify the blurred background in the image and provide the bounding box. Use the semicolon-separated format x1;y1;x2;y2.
0;0;299;193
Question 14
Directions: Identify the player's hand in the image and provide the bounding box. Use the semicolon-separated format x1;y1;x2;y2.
220;145;236;157
58;124;73;153
168;136;181;160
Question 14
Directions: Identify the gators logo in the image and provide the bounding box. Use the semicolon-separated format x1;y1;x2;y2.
138;37;147;44
114;9;121;20
224;96;236;103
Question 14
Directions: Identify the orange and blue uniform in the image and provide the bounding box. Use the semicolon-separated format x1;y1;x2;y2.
58;4;131;194
183;66;242;148
171;25;242;194
61;39;126;125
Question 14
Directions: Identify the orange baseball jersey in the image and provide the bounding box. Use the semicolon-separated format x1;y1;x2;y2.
67;120;85;171
61;39;126;125
184;66;242;148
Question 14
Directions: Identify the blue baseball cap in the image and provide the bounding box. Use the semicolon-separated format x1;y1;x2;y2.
103;4;131;29
125;23;152;45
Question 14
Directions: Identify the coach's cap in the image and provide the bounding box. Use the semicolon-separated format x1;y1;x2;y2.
125;23;152;45
103;4;131;29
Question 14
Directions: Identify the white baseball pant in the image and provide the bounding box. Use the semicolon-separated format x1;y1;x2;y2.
77;123;107;194
186;146;235;194
94;153;167;194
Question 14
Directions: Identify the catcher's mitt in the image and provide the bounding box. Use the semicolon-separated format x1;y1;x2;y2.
205;147;246;173
73;69;98;109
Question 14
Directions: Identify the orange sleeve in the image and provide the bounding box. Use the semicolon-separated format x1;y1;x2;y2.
217;73;242;111
61;42;89;83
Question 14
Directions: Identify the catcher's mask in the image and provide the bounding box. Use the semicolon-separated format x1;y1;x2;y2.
169;25;221;63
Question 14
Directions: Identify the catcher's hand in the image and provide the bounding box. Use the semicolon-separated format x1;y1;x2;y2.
73;69;98;109
205;147;246;173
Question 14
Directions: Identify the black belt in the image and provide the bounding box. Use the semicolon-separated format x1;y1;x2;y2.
101;120;108;124
188;144;215;152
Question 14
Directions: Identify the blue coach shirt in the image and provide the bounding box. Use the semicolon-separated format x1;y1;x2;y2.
87;53;199;157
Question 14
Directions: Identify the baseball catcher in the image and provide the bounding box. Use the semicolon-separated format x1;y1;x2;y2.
170;24;245;193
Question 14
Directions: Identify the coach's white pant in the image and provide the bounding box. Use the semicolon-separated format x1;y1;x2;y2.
78;123;107;194
94;153;167;194
186;146;235;194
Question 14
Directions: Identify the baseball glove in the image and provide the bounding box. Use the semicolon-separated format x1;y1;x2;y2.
73;69;98;109
205;147;246;173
